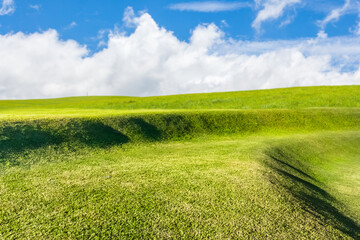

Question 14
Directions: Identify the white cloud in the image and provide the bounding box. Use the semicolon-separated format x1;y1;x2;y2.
252;0;301;32
318;0;350;29
0;8;359;99
316;30;328;39
279;14;295;28
0;0;15;16
123;6;136;27
353;21;360;35
64;21;77;30
221;20;229;27
29;4;40;11
169;1;250;12
223;34;360;71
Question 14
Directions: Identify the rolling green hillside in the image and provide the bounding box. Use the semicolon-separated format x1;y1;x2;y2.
0;86;359;239
1;85;360;112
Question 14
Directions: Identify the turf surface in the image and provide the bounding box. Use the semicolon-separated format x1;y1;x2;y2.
0;86;359;239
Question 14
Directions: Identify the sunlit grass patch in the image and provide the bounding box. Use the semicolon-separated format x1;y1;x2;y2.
0;86;359;238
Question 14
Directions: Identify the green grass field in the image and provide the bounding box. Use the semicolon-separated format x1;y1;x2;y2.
0;86;359;239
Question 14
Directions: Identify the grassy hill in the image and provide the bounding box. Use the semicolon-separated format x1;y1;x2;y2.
0;86;359;239
1;85;360;111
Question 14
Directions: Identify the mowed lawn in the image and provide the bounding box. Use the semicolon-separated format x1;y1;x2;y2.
0;86;359;239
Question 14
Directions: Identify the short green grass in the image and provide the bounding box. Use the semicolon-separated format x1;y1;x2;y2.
0;86;359;239
1;85;359;112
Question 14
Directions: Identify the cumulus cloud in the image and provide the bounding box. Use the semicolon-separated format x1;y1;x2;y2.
169;1;250;12
222;34;360;72
0;0;15;15
0;7;359;99
318;0;351;29
252;0;301;32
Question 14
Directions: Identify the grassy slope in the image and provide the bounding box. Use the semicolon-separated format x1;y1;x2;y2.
264;132;360;238
1;85;359;111
1;133;359;239
0;86;360;239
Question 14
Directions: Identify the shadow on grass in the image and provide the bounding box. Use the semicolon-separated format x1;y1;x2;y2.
269;155;316;182
0;121;130;166
128;118;162;141
66;120;130;147
0;124;61;165
265;150;360;239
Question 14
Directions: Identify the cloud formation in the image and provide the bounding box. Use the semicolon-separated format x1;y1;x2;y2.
318;0;351;29
169;1;249;12
29;4;40;11
0;8;359;99
0;0;15;16
252;0;301;32
64;21;77;30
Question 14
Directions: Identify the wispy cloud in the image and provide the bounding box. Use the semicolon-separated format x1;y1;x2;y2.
29;4;40;11
279;14;296;28
252;0;301;33
64;21;77;30
317;0;351;29
0;0;15;16
169;1;250;12
351;13;360;36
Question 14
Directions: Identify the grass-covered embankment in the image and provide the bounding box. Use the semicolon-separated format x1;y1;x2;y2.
1;108;359;168
0;86;359;239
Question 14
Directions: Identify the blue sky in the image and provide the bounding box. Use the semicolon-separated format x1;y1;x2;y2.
1;0;359;50
0;0;359;98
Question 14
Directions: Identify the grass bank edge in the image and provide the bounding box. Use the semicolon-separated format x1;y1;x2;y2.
1;108;359;143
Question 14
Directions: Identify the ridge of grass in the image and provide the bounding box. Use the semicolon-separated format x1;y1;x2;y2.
1;108;360;168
